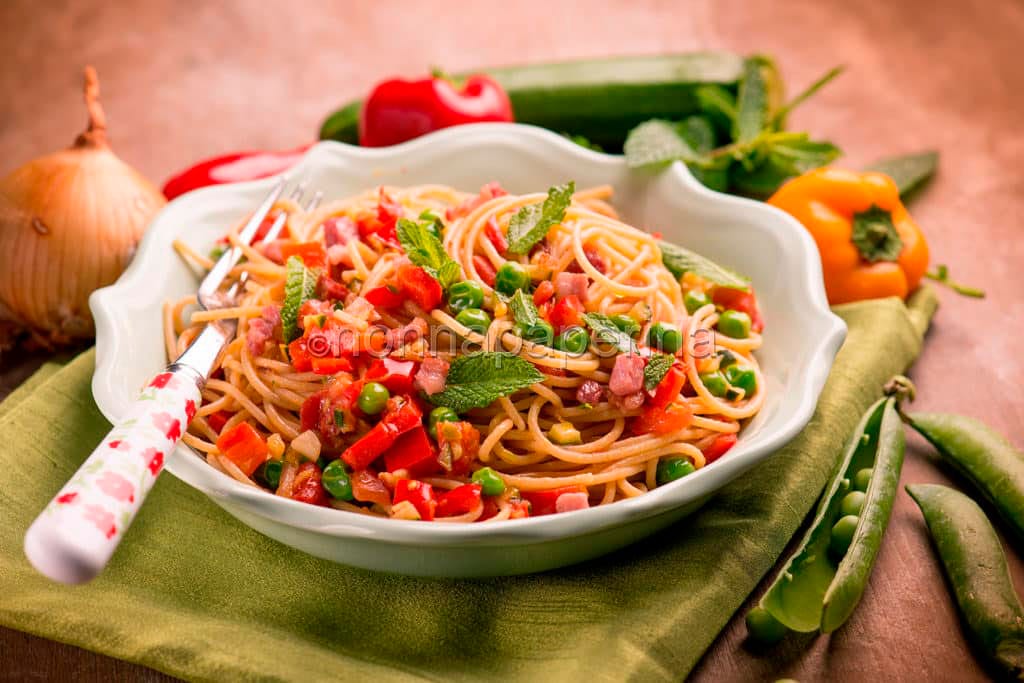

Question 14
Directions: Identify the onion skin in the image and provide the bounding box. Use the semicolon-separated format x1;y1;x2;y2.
0;67;166;348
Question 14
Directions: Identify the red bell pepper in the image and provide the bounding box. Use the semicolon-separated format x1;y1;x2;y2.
364;284;405;309
484;216;508;255
547;294;585;332
215;422;269;476
711;287;764;333
351;469;391;507
648;363;688;408
473;255;497;287
288;338;313;372
366;358;418;393
508;499;531;519
359;74;513;148
383;425;439;476
436;483;483;517
631;400;694;436
341;396;423;470
392;479;438;521
162;145;310;200
205;410;231;434
280;241;327;269
396;264;443;311
435;421;481;474
290;462;329;506
702;433;738;464
520;486;587;517
533;280;555;306
310;356;354;375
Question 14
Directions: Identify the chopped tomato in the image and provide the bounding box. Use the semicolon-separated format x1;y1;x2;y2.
253;212;289;241
547;294;584;332
366;358;418;393
649;363;688;408
364;284;404;309
393;479;437;521
342;395;423;470
205;410;231;434
520;486;587;517
280;241;327;269
436;483;483;517
484;216;508;254
712;287;764;333
287;338;313;372
290;462;328;506
632;400;694;436
435;421;481;474
318;273;348;300
351;469;391;507
383;426;439;476
357;189;403;244
473;254;496;287
311;356;354;375
377;188;403;225
703;433;737;464
301;380;362;447
508;499;531;519
297;299;332;320
396;264;443;311
533;279;555;306
215;422;269;476
479;496;501;521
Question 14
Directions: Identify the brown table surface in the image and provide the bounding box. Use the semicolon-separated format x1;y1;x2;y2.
2;0;1022;680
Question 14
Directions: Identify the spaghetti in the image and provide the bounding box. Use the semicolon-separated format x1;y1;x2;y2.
167;182;766;522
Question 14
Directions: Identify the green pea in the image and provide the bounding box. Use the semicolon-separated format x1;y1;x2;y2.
494;261;531;295
356;381;390;415
725;365;758;397
840;491;866;517
517;319;555;346
718;309;751;339
830;515;860;557
700;371;729;397
853;468;873;492
656;457;695;486
321;460;354;500
684;289;711;315
471;467;506;496
610;314;639;336
447;281;484;313
647;321;683;354
427;406;459;439
555;327;590;354
254;460;283;490
456;307;492;335
745;606;788;645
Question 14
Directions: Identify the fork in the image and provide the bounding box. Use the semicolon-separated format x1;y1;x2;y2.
24;178;321;584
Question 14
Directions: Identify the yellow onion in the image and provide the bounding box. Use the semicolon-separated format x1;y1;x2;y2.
0;66;166;348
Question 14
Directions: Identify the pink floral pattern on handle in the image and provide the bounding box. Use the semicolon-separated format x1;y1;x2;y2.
23;369;201;584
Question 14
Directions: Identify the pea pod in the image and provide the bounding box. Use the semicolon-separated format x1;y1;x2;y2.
748;395;905;638
906;484;1024;679
907;412;1024;542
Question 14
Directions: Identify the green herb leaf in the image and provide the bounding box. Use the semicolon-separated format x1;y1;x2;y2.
851;206;903;262
734;58;768;144
564;133;603;152
865;150;939;197
624;120;698;169
396;217;462;289
436;261;462;291
695;84;737;127
772;65;845;127
659;241;750;290
281;256;320;343
771;137;842;173
677;116;718;155
730;135;842;198
506;182;575;254
508;289;539;326
643;354;675;392
427;352;545;414
582;312;637;354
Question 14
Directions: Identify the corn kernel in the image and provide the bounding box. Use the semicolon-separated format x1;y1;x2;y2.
550;422;582;445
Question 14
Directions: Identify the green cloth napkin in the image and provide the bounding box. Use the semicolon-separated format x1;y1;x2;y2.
0;289;937;682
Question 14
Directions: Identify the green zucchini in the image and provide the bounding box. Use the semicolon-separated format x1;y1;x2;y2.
318;52;746;151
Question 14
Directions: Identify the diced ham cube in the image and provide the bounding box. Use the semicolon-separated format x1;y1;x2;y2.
414;356;450;395
554;272;589;303
575;380;604;405
609;354;645;396
555;492;590;513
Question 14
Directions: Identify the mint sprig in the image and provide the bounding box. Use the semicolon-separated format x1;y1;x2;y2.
643;354;675;392
396;217;462;290
281;256;320;343
426;352;545;414
508;289;539;326
582;312;637;354
659;241;750;291
506;182;575;254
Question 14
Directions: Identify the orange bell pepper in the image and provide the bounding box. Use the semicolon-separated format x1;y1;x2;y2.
768;168;929;304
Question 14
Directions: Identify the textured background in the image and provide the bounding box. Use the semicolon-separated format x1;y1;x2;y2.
1;0;1022;680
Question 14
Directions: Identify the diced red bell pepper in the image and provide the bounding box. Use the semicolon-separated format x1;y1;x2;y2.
298;299;332;319
508;499;531;519
280;241;327;269
393;479;437;521
533;280;555;306
436;483;483;517
711;287;764;333
290;462;328;506
396;264;443;311
649;363;688;408
215;422;269;476
702;433;738;464
520;486;587;517
311;356;354;375
351;469;391;507
341;396;423;470
435;421;481;474
473;255;496;287
484;216;508;254
631;400;694;436
383;425;439;476
547;294;585;332
366;358;419;394
288;338;313;372
206;410;231;434
364;284;405;309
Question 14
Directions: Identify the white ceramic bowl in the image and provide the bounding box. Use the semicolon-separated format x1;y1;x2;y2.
90;123;846;577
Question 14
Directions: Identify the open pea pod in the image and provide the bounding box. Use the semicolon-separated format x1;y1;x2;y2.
751;396;905;636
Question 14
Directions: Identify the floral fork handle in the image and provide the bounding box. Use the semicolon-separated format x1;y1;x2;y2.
23;367;202;584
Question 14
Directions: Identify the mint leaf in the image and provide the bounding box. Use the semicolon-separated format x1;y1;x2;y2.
396;217;462;289
695;84;737;127
564;133;603;152
583;312;637;354
734;58;768;144
771;137;842;173
281;256;320;343
773;65;844;127
677;116;717;155
659;241;750;290
624;120;698;169
506;182;575;254
643;354;675;392
852;206;903;262
427;352;545;414
865;151;939;197
508;289;539;326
